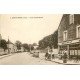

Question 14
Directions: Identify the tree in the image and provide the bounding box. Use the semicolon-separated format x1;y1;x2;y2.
51;30;58;48
38;29;58;49
32;43;37;46
22;43;29;51
28;44;34;51
15;41;22;51
0;39;7;51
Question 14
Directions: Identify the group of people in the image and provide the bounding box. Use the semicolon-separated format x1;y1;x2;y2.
45;49;54;61
45;48;68;63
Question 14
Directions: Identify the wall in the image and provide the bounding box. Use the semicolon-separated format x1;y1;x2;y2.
58;14;69;43
58;14;80;44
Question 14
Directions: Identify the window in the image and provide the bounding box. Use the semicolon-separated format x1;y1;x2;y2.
70;50;75;55
63;30;67;41
69;14;74;24
78;50;80;55
76;25;80;38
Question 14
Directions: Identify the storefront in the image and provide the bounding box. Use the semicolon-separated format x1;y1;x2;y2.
58;42;80;59
69;43;80;58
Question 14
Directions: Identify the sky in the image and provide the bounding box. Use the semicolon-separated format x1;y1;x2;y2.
0;14;62;44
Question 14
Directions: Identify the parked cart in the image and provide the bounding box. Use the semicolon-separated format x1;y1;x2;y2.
33;51;39;58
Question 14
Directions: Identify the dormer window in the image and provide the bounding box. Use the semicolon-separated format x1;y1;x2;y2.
69;14;74;24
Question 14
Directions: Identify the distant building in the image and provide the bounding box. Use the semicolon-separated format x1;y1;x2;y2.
7;41;17;53
33;45;38;50
21;46;25;52
16;46;24;52
58;14;80;58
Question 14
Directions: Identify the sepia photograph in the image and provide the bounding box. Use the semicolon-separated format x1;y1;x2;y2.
1;0;80;80
0;14;80;65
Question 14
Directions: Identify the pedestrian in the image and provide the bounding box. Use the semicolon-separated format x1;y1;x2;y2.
45;48;50;60
50;49;53;60
62;49;68;63
45;52;48;60
48;50;51;60
37;52;39;58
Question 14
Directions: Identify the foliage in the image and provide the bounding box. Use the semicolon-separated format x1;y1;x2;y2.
22;43;29;51
15;41;22;50
28;44;34;51
38;30;58;49
32;43;37;46
0;39;7;51
22;43;34;52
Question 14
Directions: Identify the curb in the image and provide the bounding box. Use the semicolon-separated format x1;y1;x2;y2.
51;60;80;65
0;53;15;59
51;60;63;64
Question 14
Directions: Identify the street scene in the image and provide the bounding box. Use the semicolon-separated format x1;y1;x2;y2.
0;14;80;65
0;52;58;65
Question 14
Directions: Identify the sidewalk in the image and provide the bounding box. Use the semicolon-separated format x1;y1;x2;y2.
52;58;80;65
0;53;14;59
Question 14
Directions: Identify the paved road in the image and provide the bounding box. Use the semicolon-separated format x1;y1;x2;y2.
0;52;58;65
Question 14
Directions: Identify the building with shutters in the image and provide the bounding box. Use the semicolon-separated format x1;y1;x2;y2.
58;14;80;58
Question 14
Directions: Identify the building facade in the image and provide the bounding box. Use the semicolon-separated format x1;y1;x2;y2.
33;45;38;50
7;42;17;53
58;14;80;58
20;46;24;52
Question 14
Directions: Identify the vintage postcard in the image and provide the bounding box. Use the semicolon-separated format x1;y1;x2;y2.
0;14;80;65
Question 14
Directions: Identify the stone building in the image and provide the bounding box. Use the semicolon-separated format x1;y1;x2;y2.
7;41;17;53
58;14;80;58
